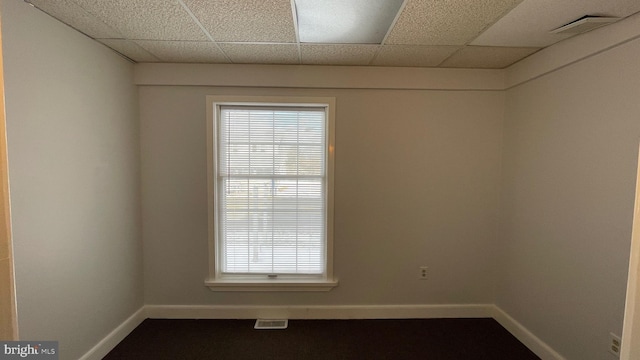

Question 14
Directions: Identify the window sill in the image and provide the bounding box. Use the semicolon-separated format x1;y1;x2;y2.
205;279;339;292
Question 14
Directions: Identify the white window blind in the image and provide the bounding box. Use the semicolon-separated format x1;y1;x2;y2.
217;105;327;276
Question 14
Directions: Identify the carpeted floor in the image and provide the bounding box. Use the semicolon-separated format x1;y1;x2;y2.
103;318;540;360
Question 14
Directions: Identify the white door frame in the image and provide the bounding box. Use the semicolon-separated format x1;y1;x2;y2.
0;9;18;340
621;142;640;359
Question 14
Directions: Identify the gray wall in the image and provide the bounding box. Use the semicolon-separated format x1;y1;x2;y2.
139;85;504;306
1;1;143;359
498;37;640;359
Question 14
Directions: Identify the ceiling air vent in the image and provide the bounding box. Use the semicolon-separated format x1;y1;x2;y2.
550;16;620;35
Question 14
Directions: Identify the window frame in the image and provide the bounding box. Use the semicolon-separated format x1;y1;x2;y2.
205;95;337;292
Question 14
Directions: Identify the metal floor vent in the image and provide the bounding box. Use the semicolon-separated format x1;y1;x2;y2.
254;319;288;330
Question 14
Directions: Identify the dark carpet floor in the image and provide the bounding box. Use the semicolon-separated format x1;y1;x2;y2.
103;318;540;360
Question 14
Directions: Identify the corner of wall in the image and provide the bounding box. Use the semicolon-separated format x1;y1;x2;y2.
505;11;640;88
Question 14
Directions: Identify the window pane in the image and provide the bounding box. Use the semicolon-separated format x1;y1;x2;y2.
218;105;326;276
274;144;298;175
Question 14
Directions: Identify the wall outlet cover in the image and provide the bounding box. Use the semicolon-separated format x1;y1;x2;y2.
609;332;621;357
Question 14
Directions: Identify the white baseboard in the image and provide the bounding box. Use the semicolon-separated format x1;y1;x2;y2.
144;303;494;320
78;306;146;360
492;306;566;360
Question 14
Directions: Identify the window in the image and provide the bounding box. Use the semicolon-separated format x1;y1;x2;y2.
205;96;337;291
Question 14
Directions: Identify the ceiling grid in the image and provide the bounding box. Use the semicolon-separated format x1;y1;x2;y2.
24;0;640;68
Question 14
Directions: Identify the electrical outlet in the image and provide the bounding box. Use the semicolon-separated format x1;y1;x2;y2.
419;266;428;280
609;332;621;357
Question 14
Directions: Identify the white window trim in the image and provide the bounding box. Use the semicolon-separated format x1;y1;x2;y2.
205;95;337;292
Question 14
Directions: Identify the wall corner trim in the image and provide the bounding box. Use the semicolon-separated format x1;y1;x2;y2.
492;306;566;360
78;307;147;360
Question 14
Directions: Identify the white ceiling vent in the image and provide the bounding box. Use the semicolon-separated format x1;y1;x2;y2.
550;16;620;35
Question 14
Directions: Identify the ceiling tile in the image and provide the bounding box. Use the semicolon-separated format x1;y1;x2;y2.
471;0;640;47
182;0;296;42
72;0;207;40
98;39;160;62
219;44;299;65
28;0;122;38
135;41;229;63
440;46;540;69
373;45;460;67
386;0;524;45
27;0;636;69
301;45;379;65
295;0;404;44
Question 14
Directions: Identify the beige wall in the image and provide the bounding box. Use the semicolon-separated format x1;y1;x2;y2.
139;85;504;306
1;1;143;359
498;35;640;359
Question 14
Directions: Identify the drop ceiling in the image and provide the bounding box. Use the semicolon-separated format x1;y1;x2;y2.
24;0;640;69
